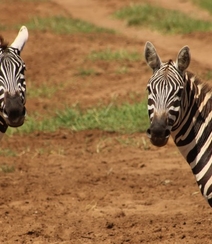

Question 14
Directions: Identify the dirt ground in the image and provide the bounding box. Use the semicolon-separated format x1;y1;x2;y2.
0;0;212;243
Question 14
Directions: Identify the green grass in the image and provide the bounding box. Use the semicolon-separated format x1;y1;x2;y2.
8;101;149;135
88;48;142;61
24;16;115;34
0;165;15;173
77;68;99;76
0;24;6;31
0;149;16;157
201;70;212;83
113;4;212;34
115;66;128;74
192;0;212;15
27;82;58;98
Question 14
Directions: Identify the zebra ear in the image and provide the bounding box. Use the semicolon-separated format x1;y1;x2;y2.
176;46;190;73
144;41;162;72
10;26;28;52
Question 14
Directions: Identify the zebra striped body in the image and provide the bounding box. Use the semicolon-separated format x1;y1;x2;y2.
0;26;28;139
144;41;212;207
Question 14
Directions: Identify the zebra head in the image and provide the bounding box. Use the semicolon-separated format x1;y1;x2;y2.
0;26;28;127
144;41;190;147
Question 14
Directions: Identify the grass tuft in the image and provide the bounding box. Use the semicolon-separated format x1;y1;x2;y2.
0;149;16;157
8;101;149;135
113;4;212;34
27;82;58;98
0;165;15;173
192;0;212;15
24;16;115;34
77;68;99;76
88;48;142;61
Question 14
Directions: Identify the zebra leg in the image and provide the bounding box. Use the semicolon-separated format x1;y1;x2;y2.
0;116;8;140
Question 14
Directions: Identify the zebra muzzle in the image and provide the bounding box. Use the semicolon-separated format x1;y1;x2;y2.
147;127;170;147
3;91;26;127
3;107;26;127
146;115;171;147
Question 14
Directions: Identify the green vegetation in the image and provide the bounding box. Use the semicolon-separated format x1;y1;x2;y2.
113;4;212;34
192;0;212;15
88;48;142;61
202;70;212;83
115;66;128;74
0;149;16;157
77;68;98;76
0;24;6;31
8;101;149;135
24;16;115;34
27;82;58;98
0;165;15;173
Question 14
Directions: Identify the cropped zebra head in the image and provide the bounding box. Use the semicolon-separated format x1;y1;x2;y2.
0;26;28;127
144;41;190;147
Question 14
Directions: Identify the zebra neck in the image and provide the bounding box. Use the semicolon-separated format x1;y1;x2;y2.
170;74;212;203
171;71;212;161
172;72;212;144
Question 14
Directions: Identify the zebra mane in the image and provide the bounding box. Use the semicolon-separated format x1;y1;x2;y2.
186;70;212;111
186;70;212;92
0;35;8;50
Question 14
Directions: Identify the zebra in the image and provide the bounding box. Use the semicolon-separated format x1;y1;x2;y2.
144;41;212;207
0;26;28;140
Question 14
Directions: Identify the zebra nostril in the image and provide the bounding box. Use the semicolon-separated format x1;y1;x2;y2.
3;109;8;118
146;128;151;138
165;129;170;138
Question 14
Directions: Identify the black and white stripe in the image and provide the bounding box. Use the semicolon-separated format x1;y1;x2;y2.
144;41;212;207
0;47;26;107
0;26;28;139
